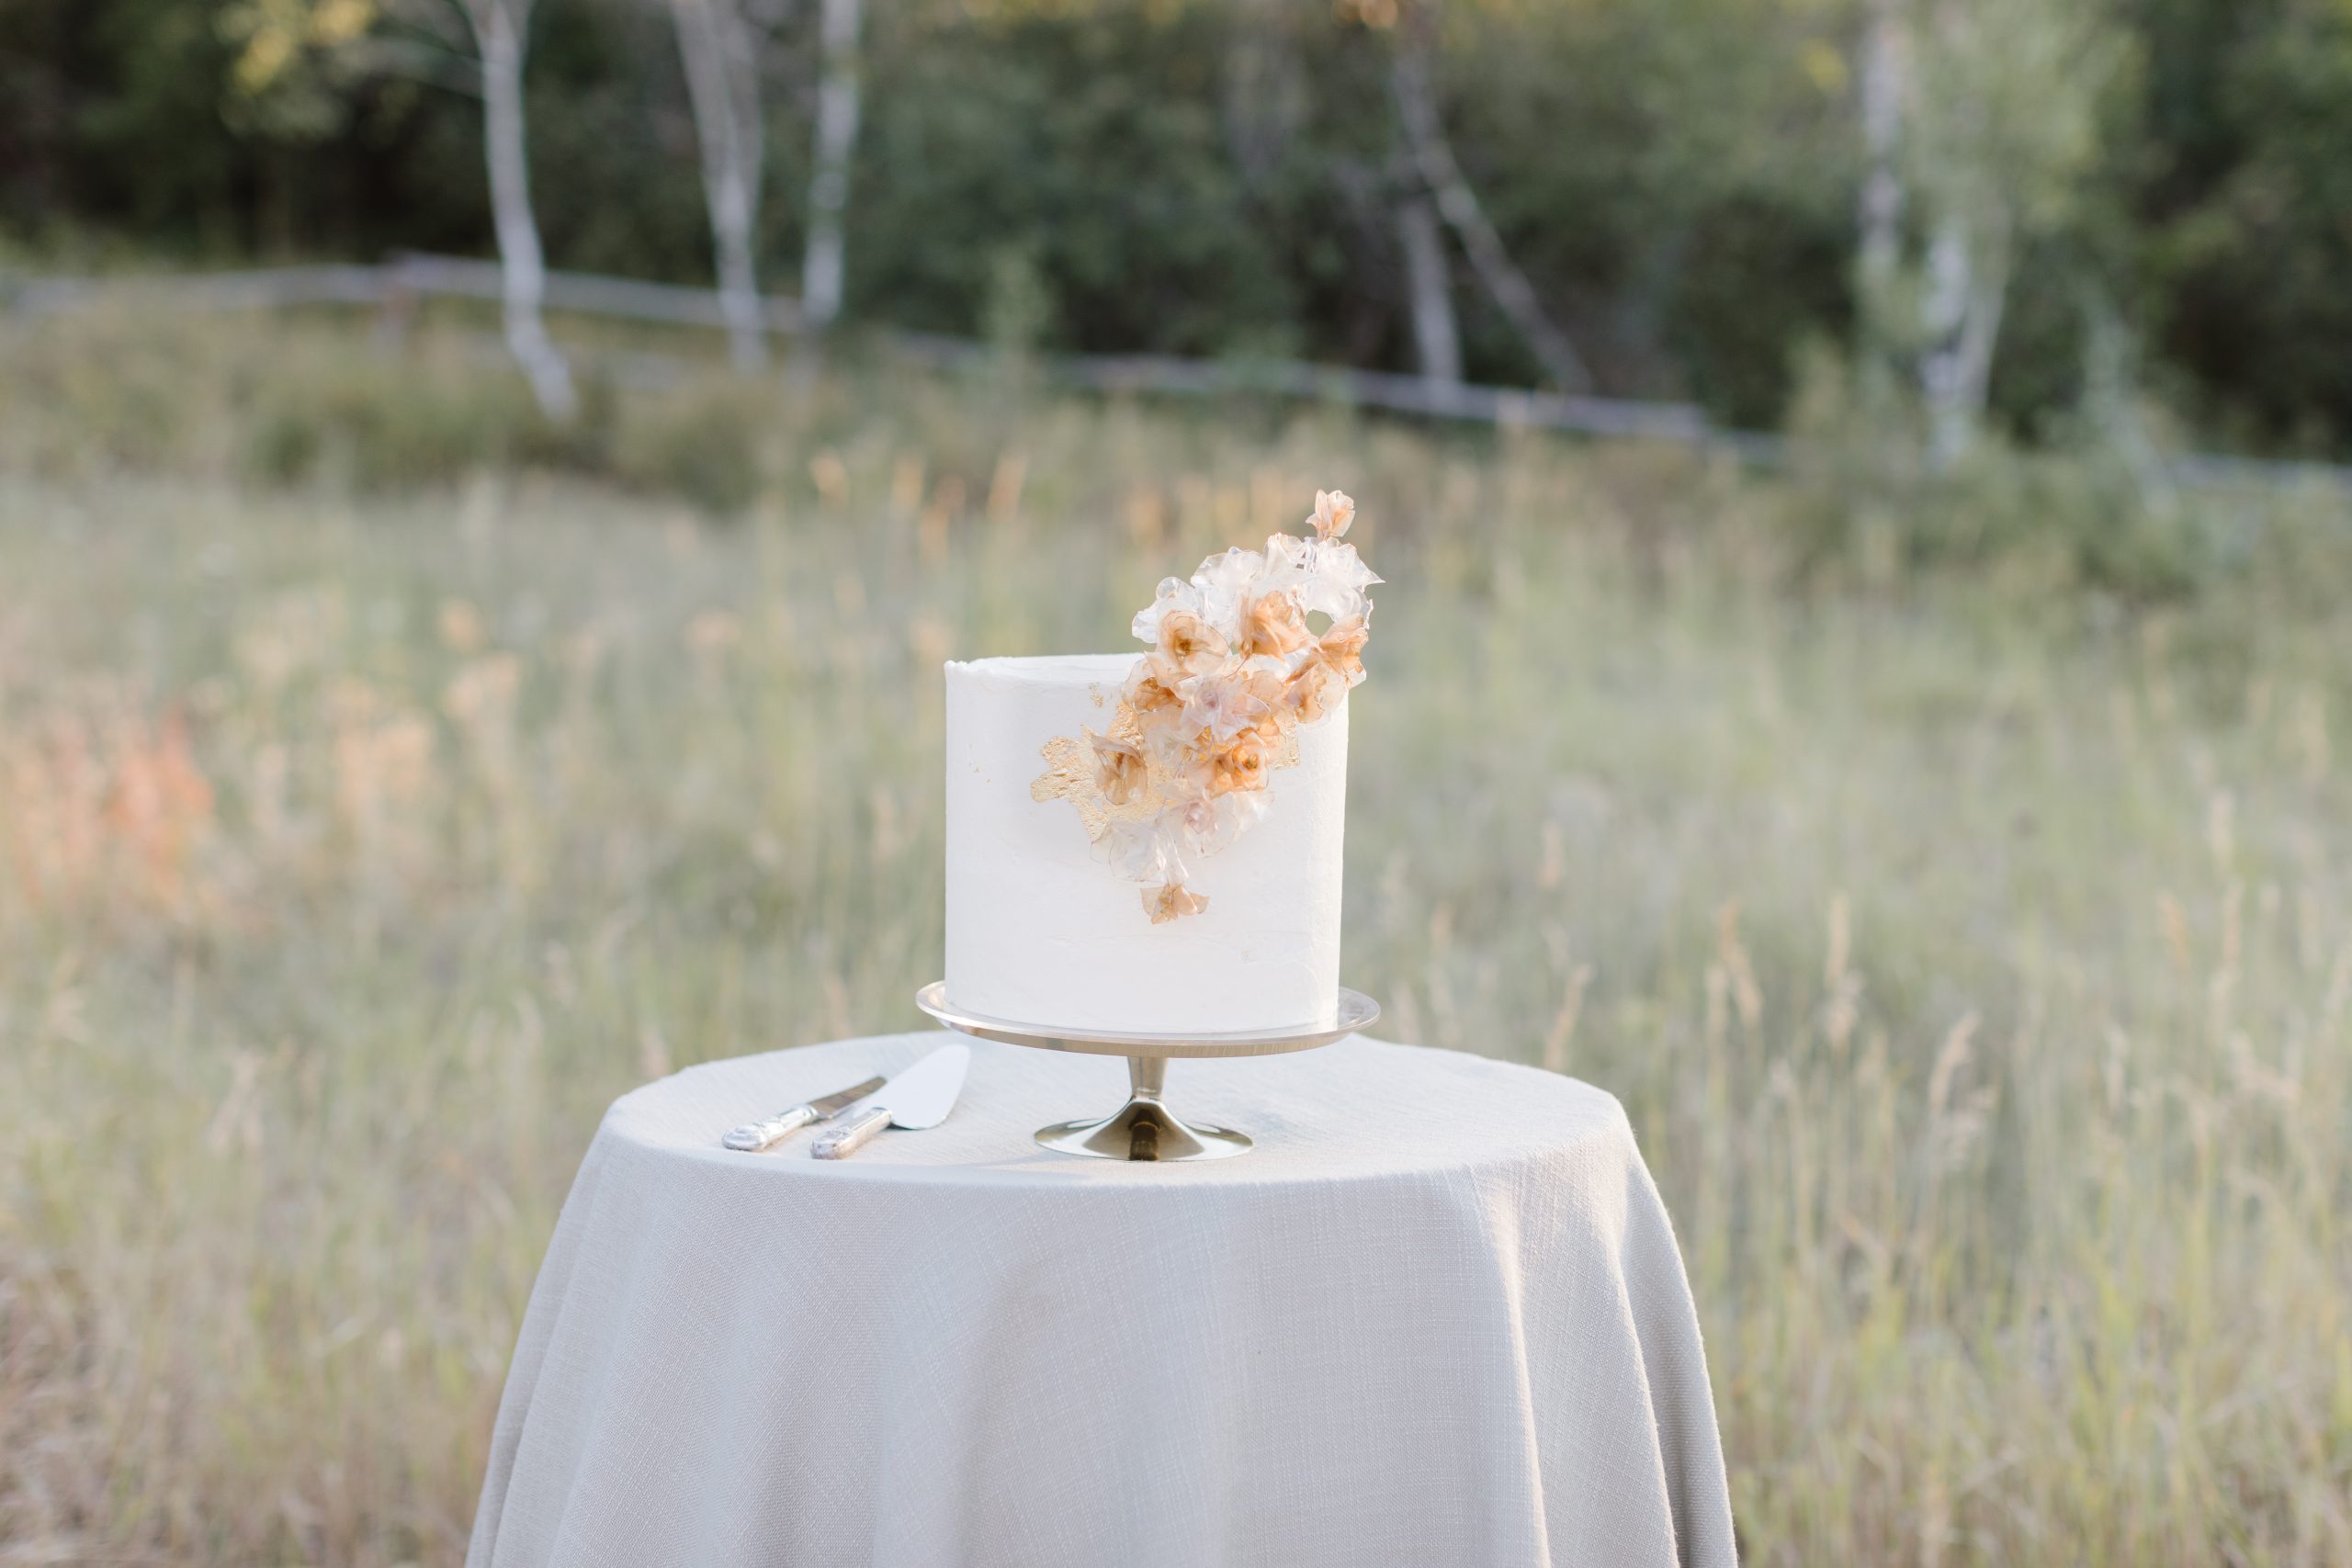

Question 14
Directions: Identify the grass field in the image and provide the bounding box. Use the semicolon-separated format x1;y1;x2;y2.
3;319;2350;1564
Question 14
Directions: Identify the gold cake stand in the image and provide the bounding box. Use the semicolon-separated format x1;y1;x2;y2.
914;981;1380;1162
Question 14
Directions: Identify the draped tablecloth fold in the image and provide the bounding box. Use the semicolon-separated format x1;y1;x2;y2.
468;1032;1736;1568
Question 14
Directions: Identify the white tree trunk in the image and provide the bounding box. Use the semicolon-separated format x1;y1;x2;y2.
1857;0;1906;303
466;0;576;420
1390;40;1591;394
1918;202;2010;468
801;0;863;334
1394;195;1462;384
2081;289;2175;506
672;0;767;370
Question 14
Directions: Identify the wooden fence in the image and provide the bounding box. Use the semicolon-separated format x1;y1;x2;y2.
8;253;2346;493
0;254;1773;455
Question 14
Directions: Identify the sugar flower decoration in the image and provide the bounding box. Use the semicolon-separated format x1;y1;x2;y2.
1033;488;1378;922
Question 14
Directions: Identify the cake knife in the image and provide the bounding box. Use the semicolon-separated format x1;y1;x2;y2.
721;1074;887;1152
810;1044;971;1159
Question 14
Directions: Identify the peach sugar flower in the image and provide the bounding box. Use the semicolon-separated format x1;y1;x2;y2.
1089;731;1148;806
1033;488;1378;922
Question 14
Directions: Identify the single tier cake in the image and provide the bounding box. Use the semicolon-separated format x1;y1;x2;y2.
943;488;1377;1036
944;655;1348;1033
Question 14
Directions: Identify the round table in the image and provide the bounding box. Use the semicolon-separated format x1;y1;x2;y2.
466;1033;1737;1568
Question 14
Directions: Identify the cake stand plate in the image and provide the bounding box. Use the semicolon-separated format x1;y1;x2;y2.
914;982;1380;1162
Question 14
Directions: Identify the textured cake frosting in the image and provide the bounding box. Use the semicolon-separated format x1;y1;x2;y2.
944;655;1346;1034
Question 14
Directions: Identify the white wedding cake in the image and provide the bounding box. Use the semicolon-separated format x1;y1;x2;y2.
943;490;1377;1036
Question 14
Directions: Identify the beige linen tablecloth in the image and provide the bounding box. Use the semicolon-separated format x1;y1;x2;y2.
466;1032;1736;1568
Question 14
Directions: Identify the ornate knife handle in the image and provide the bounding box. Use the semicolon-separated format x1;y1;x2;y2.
722;1103;819;1152
810;1106;890;1160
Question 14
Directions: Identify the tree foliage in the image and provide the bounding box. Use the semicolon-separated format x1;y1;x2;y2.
1;0;2346;453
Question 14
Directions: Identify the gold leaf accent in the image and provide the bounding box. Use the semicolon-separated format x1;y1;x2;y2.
1032;703;1165;843
1032;733;1094;806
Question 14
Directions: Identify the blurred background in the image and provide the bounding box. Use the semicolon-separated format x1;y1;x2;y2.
3;1;2349;1563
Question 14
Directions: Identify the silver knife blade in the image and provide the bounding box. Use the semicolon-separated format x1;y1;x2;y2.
807;1075;888;1117
811;1045;971;1158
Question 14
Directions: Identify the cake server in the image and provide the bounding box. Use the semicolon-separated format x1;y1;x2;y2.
809;1043;970;1159
721;1073;887;1152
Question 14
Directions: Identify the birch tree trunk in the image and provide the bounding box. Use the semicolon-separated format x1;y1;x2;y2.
1394;195;1463;385
1389;32;1592;394
801;0;863;336
1918;201;2010;468
463;0;576;420
1857;0;1907;311
2080;288;2175;507
1860;0;2110;469
2088;282;2173;502
671;0;767;371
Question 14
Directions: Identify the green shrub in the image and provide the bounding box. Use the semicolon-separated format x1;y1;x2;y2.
1777;348;2257;603
611;378;766;515
242;400;325;485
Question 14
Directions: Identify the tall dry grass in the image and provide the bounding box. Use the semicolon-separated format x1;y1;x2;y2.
2;321;2350;1563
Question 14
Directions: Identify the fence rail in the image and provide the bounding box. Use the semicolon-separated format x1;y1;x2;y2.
0;254;1748;451
8;254;2348;493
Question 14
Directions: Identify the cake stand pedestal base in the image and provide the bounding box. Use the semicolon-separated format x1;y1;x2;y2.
1033;1055;1250;1162
912;982;1379;1163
